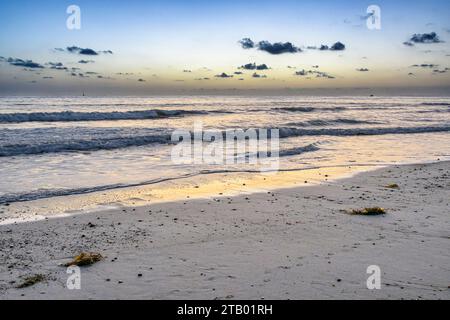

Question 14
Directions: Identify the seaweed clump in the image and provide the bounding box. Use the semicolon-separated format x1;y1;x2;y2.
385;183;399;189
16;274;46;288
349;207;386;216
64;252;103;267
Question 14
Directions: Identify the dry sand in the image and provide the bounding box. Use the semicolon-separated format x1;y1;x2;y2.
0;161;449;299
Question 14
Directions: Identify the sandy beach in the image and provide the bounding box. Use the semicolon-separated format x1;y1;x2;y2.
0;160;449;300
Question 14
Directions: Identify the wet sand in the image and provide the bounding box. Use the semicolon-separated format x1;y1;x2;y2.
0;161;449;299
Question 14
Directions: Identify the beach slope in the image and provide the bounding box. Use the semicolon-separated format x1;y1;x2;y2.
0;161;449;299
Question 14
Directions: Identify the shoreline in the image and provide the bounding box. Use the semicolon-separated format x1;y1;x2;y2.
0;160;449;299
1;162;383;225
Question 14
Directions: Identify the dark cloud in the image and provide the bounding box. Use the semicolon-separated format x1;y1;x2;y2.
315;42;345;51
234;71;243;75
315;72;335;79
47;62;68;70
403;41;414;47
239;63;256;70
78;60;95;64
215;72;233;78
239;38;255;49
257;41;300;54
356;68;369;72
70;72;87;77
433;68;449;74
67;46;97;55
60;46;113;55
294;69;335;79
411;64;439;68
409;32;442;44
330;42;345;51
7;58;44;68
138;78;146;82
256;64;269;70
252;72;267;78
239;63;269;70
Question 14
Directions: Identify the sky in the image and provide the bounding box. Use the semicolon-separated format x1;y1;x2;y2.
0;0;450;95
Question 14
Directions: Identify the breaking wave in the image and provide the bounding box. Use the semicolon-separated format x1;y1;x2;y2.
1;125;450;157
0;109;215;123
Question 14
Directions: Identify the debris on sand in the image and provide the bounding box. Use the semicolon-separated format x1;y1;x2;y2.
16;274;46;288
385;183;399;189
64;252;103;267
349;207;386;215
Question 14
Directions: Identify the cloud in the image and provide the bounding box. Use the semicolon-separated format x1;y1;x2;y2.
47;62;68;70
70;72;87;77
411;64;439;68
409;32;443;44
433;68;449;74
356;68;369;72
183;69;191;73
239;38;255;49
252;72;267;78
295;70;307;76
315;42;346;51
7;58;44;68
257;40;300;54
256;64;269;70
234;71;243;75
78;60;95;64
59;46;113;55
403;41;414;47
215;72;233;78
294;69;335;79
138;78;146;82
330;42;345;51
239;63;270;70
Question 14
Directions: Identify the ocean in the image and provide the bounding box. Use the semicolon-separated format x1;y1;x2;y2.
1;95;450;205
